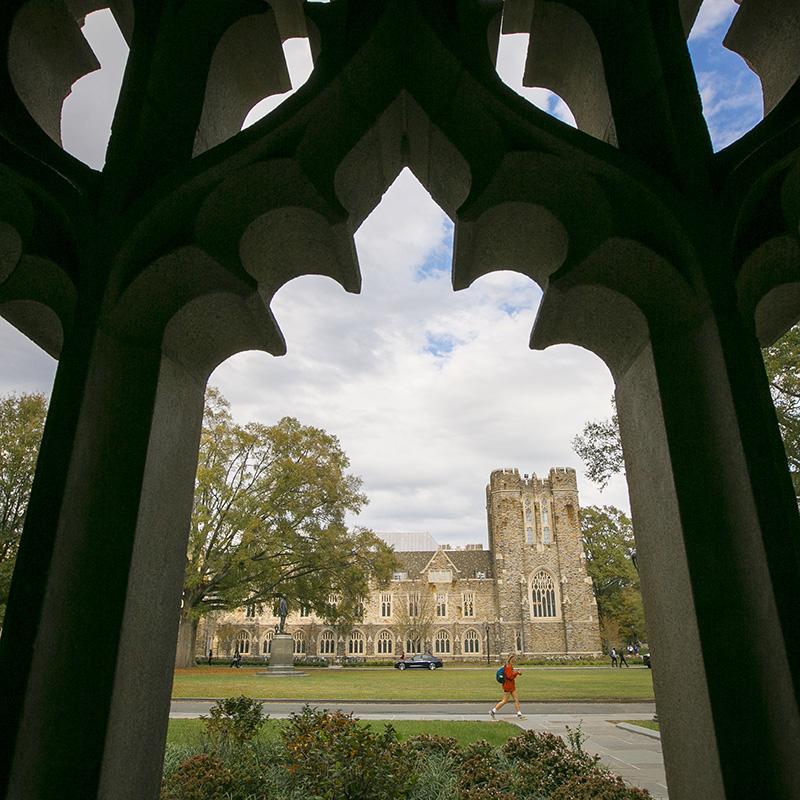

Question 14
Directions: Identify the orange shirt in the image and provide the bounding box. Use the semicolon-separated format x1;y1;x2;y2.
502;663;520;692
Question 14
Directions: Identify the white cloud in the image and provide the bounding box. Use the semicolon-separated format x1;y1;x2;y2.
689;0;737;41
210;170;625;545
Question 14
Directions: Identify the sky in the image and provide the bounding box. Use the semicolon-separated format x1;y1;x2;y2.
0;0;764;547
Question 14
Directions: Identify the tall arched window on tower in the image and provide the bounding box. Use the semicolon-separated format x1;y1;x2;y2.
531;571;557;618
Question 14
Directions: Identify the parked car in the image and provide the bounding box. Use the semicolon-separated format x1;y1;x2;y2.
394;653;443;670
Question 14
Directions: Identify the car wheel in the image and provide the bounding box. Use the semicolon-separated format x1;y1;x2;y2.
398;662;406;670
429;662;436;670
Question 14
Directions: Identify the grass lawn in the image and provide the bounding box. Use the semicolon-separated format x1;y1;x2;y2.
623;719;660;731
167;717;520;748
172;665;654;702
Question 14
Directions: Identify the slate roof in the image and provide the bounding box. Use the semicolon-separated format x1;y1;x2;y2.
394;549;494;579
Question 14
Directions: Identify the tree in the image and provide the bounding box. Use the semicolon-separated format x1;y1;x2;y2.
762;324;800;502
580;505;645;647
393;580;435;653
0;393;47;624
573;324;800;503
176;388;396;666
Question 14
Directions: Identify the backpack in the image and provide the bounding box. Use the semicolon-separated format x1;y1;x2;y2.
495;665;505;684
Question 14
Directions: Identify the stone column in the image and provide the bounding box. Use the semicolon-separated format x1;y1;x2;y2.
615;313;800;800
0;324;205;800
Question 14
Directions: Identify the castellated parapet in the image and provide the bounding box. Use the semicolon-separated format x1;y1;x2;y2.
200;468;601;662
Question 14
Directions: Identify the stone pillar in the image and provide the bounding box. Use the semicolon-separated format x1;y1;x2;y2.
615;313;800;800
0;326;206;800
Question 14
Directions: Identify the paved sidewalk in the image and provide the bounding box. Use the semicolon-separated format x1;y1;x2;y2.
170;700;668;798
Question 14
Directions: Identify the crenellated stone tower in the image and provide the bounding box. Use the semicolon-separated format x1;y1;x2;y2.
487;467;600;657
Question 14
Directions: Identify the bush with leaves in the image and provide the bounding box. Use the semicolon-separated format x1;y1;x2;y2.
281;705;416;800
550;772;654;800
201;695;266;746
160;754;236;800
454;740;513;797
398;733;461;761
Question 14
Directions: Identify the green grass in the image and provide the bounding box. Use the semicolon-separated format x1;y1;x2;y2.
623;719;660;731
166;717;520;748
172;665;654;701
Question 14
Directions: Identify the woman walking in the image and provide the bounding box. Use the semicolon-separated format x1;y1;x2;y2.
490;653;525;719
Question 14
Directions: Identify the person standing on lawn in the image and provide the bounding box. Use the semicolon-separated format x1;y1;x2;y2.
490;653;525;719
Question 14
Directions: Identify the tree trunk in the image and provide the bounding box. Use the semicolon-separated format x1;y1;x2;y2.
174;611;199;668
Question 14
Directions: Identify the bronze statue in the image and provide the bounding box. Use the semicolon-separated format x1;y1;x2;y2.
278;595;288;633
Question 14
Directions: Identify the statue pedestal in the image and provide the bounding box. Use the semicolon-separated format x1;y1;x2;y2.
257;632;306;677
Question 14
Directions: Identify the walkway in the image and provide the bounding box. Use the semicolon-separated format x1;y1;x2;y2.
170;700;668;798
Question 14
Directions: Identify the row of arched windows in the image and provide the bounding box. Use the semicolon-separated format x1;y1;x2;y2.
231;628;486;655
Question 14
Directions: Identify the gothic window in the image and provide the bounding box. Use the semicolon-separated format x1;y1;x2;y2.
236;630;250;654
381;593;392;617
293;631;306;654
408;592;420;617
299;603;311;618
436;592;447;617
354;601;365;619
263;631;274;654
245;604;256;618
376;630;393;654
463;629;480;653
515;631;522;652
542;507;549;526
543;526;552;545
319;630;336;655
406;637;421;654
526;526;533;544
328;593;341;607
348;630;365;655
531;571;557;618
462;591;475;617
434;630;451;654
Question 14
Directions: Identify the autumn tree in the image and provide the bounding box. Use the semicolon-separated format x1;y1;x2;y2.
0;393;47;624
393;580;435;653
176;388;396;666
580;505;645;647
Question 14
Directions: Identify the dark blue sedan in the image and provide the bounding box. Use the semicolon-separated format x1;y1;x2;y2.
394;653;443;670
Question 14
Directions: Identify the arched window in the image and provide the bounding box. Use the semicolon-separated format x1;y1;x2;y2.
319;630;336;655
405;637;421;654
531;571;557;618
237;630;250;654
348;629;365;655
262;630;274;654
292;631;305;654
434;630;450;654
463;629;480;654
376;629;393;654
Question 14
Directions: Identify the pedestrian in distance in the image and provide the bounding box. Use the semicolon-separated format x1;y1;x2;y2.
207;648;213;665
618;647;629;668
610;647;618;668
230;650;242;668
490;653;525;720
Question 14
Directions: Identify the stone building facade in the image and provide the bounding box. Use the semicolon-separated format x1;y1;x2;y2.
197;467;601;661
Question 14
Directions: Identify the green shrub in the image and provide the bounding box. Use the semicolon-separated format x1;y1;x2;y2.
399;733;461;760
281;705;416;800
160;754;235;800
201;695;266;745
454;740;513;796
550;772;653;799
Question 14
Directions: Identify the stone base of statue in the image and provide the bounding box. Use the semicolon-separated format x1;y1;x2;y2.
256;633;306;677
